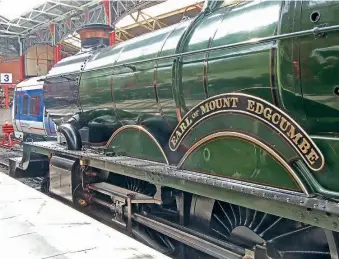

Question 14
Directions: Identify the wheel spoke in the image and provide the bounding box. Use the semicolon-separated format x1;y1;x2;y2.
199;197;332;259
268;225;314;242
213;214;231;235
217;201;234;229
325;230;339;259
249;210;258;229
259;216;283;238
229;203;238;226
253;213;268;233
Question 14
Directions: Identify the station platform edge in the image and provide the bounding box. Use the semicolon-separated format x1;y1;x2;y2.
0;171;171;259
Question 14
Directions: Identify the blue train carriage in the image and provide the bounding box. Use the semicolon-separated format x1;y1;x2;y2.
12;76;57;141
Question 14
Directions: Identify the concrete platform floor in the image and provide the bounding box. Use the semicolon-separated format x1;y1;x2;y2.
0;172;171;259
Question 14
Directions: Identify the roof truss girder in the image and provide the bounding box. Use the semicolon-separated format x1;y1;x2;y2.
19;0;163;53
0;0;166;61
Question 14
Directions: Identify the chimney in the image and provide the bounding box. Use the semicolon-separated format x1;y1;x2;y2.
76;23;112;49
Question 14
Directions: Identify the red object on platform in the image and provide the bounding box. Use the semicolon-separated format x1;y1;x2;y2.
0;122;20;148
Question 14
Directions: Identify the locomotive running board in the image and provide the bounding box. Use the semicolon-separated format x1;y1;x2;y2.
88;182;162;205
16;141;339;233
87;182;162;234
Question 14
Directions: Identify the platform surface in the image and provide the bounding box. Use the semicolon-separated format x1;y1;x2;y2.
0;172;171;259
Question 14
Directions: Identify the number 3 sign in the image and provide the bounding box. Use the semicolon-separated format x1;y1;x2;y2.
0;73;13;84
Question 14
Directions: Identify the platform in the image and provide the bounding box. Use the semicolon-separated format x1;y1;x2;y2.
0;171;171;259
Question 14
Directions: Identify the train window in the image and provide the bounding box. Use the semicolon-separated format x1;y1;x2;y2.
15;103;18;116
15;96;19;116
22;95;29;115
29;95;41;116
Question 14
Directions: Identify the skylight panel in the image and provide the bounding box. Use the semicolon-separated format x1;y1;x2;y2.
0;0;48;20
116;0;202;28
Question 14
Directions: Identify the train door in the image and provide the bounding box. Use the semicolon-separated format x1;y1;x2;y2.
13;88;23;133
19;93;31;134
28;93;44;135
299;1;339;133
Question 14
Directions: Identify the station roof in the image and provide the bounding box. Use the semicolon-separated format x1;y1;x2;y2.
0;0;202;38
0;0;206;63
0;0;96;36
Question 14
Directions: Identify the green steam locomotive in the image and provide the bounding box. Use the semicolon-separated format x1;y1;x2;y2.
13;0;339;258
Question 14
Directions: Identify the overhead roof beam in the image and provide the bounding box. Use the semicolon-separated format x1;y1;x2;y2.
0;16;9;23
0;34;16;38
31;9;60;17
16;17;42;24
0;22;30;29
47;1;84;10
18;0;99;35
22;3;63;24
0;29;19;35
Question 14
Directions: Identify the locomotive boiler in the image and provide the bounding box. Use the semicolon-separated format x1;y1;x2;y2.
14;0;339;258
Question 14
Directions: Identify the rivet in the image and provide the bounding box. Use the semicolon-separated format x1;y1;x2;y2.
314;217;319;223
333;222;337;228
286;198;290;202
300;213;304;219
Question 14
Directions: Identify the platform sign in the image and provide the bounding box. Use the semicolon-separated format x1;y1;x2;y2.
0;73;13;84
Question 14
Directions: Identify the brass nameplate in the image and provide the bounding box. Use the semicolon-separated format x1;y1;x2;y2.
169;93;324;171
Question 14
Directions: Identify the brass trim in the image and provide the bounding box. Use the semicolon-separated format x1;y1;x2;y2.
169;92;325;172
178;131;309;195
176;108;182;122
105;125;169;165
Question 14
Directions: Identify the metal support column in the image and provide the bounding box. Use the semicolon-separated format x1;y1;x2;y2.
4;85;8;108
53;44;61;64
109;30;115;46
103;0;111;25
18;37;25;81
50;23;61;64
103;0;115;46
19;55;25;81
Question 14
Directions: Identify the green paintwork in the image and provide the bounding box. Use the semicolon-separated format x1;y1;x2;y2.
179;113;310;192
309;137;339;192
107;127;167;164
299;1;339;133
43;0;339;197
276;1;308;128
180;136;301;191
181;113;300;163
